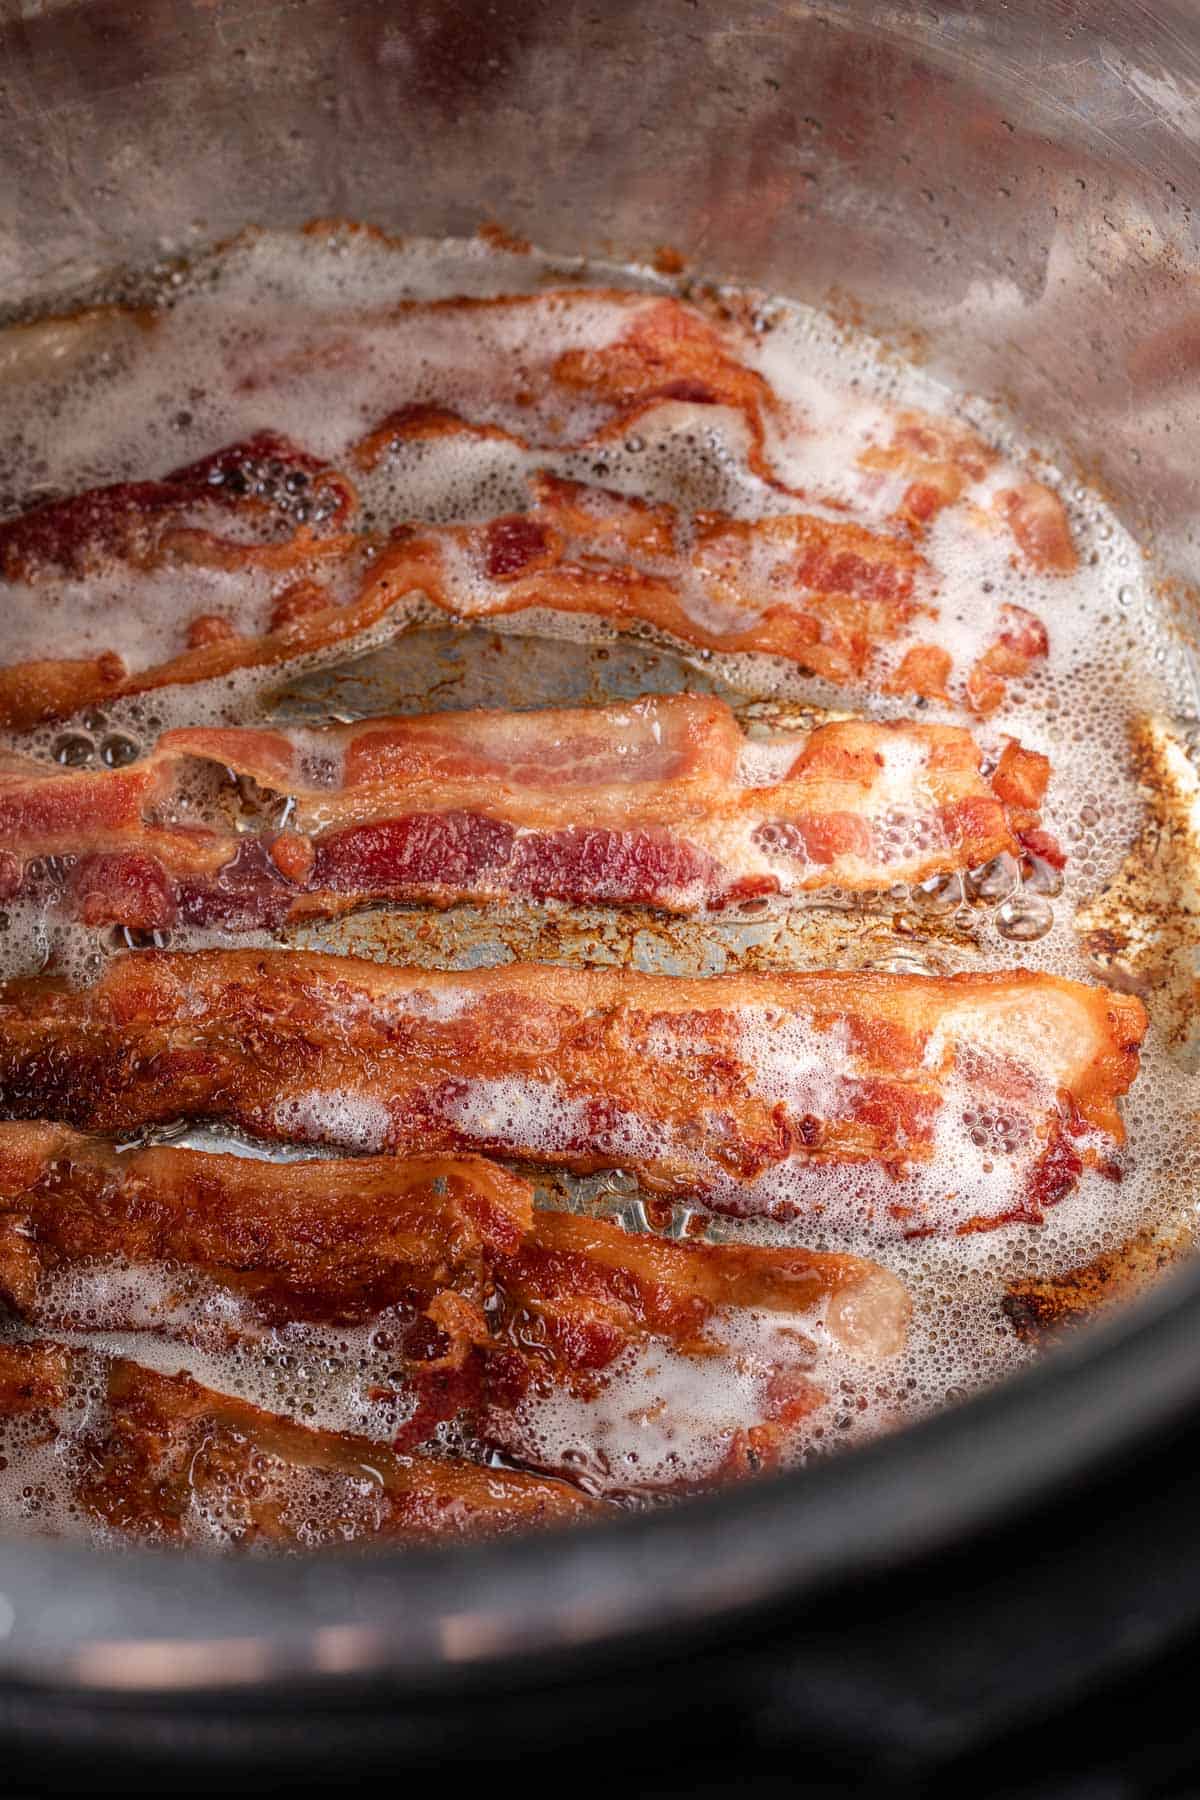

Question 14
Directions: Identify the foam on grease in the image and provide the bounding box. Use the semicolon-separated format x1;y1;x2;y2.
0;227;1197;1543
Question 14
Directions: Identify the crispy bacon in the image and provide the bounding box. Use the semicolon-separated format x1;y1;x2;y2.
0;952;1146;1227
0;541;398;732
0;431;363;730
0;1124;908;1358
0;1125;531;1327
0;1340;598;1543
482;1214;835;1480
0;1129;909;1496
0;695;1054;925
0;476;1051;731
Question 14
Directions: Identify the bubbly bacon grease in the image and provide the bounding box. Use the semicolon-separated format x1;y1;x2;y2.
0;227;1196;1547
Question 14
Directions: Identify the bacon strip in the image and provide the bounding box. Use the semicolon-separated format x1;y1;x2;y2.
0;1125;531;1327
0;1341;598;1543
0;1123;906;1461
496;1206;908;1365
0;1126;910;1498
325;469;1047;713
0;431;368;731
0;1122;906;1349
0;472;939;728
0;952;1146;1229
0;433;355;584
370;471;933;688
259;289;785;485
0;463;1057;733
481;1206;835;1486
274;288;1073;577
0;283;1075;728
0;695;1053;926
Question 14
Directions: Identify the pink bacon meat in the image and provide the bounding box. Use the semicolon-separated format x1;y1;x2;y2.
0;695;1054;927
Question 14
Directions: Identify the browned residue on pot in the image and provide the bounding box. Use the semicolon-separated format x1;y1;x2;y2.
1004;1224;1189;1342
1077;715;1200;1069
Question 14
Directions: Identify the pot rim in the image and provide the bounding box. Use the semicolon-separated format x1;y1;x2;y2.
1;1248;1197;1699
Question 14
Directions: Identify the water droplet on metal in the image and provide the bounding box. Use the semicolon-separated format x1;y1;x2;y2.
966;852;1021;903
995;893;1053;942
100;734;139;768
53;733;94;767
912;870;964;914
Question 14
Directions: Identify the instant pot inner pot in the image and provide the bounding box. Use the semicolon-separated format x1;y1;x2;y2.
2;0;1200;1779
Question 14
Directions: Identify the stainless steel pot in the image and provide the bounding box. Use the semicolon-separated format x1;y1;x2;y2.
2;0;1200;1778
